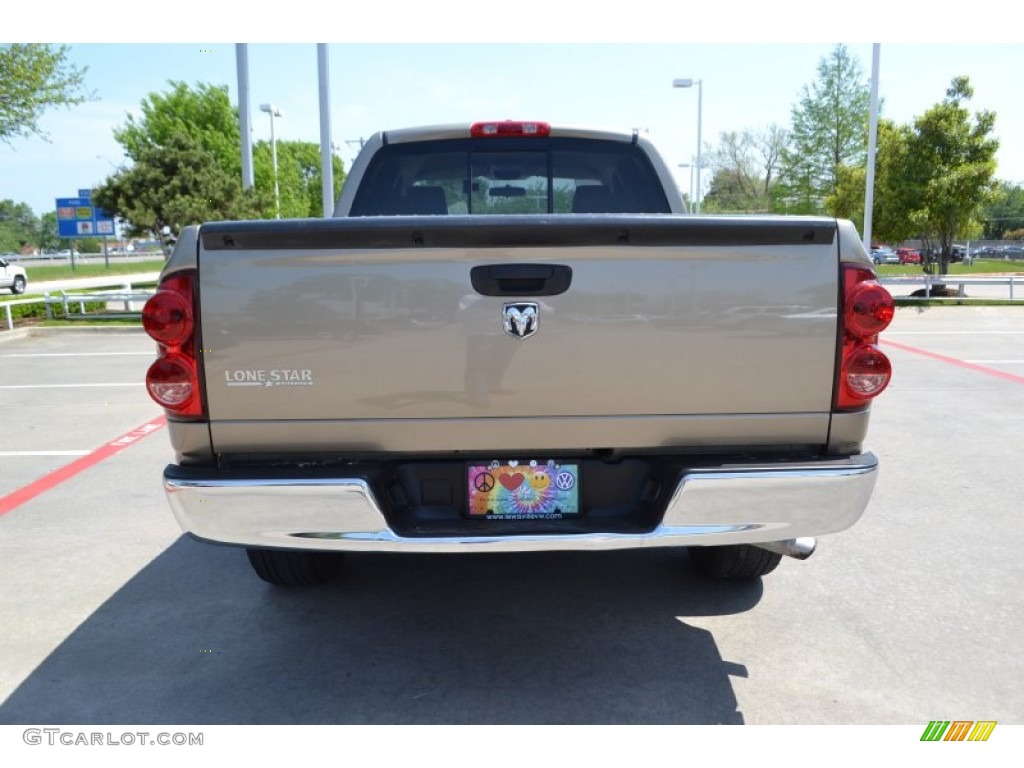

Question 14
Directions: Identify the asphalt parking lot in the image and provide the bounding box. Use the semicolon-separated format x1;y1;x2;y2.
0;310;1022;726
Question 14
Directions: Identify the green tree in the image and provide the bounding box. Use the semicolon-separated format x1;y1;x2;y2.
979;181;1024;240
0;44;91;145
780;45;872;213
93;131;267;253
701;169;760;213
903;77;999;273
253;140;345;218
114;81;240;173
0;199;39;252
704;126;788;213
35;211;68;253
101;81;347;231
826;119;918;246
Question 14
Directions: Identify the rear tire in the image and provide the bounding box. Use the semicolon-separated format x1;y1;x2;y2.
12;275;26;294
688;544;782;580
246;548;344;586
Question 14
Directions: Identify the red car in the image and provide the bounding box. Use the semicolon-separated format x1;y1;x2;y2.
896;248;922;265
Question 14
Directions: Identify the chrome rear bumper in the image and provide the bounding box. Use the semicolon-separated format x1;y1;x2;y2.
164;453;877;553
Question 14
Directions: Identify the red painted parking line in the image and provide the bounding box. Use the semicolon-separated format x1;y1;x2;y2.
882;338;1024;385
0;415;167;517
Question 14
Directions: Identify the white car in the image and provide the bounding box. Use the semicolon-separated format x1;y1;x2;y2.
0;256;28;294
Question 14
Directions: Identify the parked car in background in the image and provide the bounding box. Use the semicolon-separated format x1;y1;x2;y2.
972;246;1000;259
896;248;922;265
871;246;899;265
0;256;28;294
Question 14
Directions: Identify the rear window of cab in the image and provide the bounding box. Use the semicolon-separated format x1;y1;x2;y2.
349;137;671;216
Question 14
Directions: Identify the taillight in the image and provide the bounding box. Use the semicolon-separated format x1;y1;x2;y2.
843;345;892;398
147;354;198;408
470;121;551;138
836;265;893;409
845;281;894;337
142;282;192;346
143;270;204;418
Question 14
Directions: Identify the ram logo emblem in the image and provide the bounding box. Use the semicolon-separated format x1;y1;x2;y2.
502;303;539;339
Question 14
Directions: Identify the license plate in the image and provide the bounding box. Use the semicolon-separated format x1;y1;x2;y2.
467;460;580;519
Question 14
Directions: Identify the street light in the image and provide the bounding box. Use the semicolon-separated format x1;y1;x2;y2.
259;103;284;218
672;78;703;213
677;161;696;213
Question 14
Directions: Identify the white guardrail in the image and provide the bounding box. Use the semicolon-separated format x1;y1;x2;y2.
2;281;155;331
877;274;1023;301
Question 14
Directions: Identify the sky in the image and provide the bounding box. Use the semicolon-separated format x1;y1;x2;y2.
4;2;1022;218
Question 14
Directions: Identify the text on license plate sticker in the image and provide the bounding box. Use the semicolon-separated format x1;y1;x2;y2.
467;460;580;519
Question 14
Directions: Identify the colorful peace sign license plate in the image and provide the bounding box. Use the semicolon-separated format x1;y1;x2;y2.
467;460;580;519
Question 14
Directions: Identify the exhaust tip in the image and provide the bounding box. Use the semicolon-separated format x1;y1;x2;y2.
754;537;817;560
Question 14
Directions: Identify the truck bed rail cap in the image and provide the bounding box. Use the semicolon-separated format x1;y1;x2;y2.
199;216;838;251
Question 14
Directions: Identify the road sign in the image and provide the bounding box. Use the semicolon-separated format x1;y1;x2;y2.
55;195;116;238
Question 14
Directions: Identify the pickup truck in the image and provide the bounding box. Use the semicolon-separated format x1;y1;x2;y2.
0;256;28;294
144;121;894;586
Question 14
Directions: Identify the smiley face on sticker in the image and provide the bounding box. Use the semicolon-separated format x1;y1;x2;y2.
530;471;551;492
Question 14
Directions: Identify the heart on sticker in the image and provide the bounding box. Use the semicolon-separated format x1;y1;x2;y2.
499;473;525;491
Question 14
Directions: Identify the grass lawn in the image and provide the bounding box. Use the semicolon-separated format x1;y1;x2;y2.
18;258;166;282
875;259;1024;277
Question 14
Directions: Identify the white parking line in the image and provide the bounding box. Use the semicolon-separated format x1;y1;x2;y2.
0;451;91;457
963;360;1024;364
0;383;140;389
0;352;153;358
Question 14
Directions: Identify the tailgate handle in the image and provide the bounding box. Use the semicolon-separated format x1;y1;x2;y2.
470;264;572;296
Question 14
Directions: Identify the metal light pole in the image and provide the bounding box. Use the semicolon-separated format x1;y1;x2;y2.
677;161;696;213
260;103;284;218
672;78;703;213
237;45;255;191
863;44;881;251
317;44;334;218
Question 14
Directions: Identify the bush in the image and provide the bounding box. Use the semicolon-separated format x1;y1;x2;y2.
2;297;108;322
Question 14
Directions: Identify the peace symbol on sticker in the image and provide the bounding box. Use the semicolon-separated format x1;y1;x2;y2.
474;472;496;492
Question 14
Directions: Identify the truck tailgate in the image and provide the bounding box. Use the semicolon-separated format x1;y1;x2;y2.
197;216;840;453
